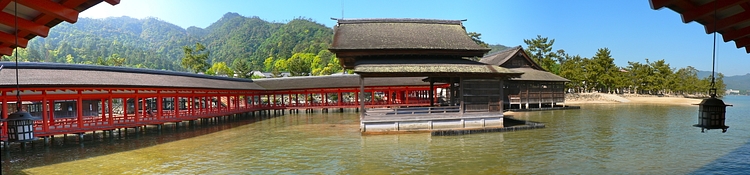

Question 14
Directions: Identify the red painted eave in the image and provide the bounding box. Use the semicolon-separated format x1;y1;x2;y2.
649;0;750;53
0;0;117;57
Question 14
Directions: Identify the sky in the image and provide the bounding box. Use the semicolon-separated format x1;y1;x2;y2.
79;0;748;76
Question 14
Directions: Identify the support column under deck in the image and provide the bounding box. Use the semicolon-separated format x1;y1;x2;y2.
359;76;366;130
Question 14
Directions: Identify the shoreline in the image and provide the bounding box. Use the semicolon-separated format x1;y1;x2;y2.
563;93;703;106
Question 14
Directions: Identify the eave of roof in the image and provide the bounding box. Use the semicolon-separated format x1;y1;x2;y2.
509;68;570;82
352;58;523;78
252;74;435;90
1;0;119;56
650;0;750;53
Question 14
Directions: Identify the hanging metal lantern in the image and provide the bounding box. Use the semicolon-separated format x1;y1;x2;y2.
694;89;732;133
5;110;40;142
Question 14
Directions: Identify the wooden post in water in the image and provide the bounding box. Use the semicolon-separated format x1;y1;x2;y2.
360;76;366;126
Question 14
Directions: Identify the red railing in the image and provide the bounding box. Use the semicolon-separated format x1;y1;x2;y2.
0;85;442;139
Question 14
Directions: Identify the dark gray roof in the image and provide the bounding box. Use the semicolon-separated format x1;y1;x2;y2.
352;58;523;77
252;74;433;90
0;62;264;90
479;46;522;65
330;18;489;53
510;68;569;82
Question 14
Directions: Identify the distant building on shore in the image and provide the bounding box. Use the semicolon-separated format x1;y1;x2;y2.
726;89;740;95
479;46;570;109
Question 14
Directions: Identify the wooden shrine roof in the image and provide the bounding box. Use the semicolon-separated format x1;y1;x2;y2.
329;18;490;64
0;0;120;56
252;74;433;90
650;0;750;53
352;57;523;78
508;68;569;82
0;62;264;90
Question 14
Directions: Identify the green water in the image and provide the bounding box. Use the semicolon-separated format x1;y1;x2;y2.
3;96;750;174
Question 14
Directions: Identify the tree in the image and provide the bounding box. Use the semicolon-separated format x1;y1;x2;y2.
585;48;618;93
559;55;586;92
523;35;562;74
467;32;489;48
672;66;700;95
649;59;673;94
286;53;315;76
626;61;653;94
206;62;234;77
232;59;252;79
107;53;126;66
263;56;275;72
181;43;210;73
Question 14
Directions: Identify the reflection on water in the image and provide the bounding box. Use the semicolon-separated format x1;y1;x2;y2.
3;96;749;174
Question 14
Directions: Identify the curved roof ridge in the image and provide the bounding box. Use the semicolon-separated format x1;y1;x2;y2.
337;18;463;25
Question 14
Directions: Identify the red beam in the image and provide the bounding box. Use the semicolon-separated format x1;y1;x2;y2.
723;26;750;42
734;36;750;48
707;10;750;35
16;0;79;23
650;0;676;10
681;0;750;23
0;31;29;48
105;0;120;5
0;47;12;56
0;12;51;37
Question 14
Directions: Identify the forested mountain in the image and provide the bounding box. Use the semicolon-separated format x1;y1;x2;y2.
2;12;334;74
725;74;750;91
696;71;748;92
487;44;510;55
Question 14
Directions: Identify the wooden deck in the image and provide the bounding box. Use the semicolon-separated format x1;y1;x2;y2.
360;106;505;133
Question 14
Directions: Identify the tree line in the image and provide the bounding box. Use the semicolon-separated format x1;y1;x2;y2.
523;35;726;96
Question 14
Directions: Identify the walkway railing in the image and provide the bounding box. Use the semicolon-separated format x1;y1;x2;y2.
0;85;441;139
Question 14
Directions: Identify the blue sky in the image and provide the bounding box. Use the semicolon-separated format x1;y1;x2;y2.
80;0;748;76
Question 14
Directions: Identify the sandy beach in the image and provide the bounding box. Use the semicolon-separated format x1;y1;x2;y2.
564;93;703;106
624;96;703;105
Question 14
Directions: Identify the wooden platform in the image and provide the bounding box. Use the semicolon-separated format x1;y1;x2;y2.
361;107;505;133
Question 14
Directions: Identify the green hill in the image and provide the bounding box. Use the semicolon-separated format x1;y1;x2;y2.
6;13;333;73
725;73;750;91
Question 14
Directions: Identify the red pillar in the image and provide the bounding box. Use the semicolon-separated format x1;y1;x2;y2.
134;96;140;123
77;91;83;128
101;99;106;122
42;97;49;132
2;97;7;136
174;96;179;119
122;97;128;120
337;90;342;106
108;96;113;126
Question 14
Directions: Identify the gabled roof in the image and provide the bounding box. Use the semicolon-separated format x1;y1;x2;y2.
1;0;120;56
479;46;544;70
329;18;490;57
